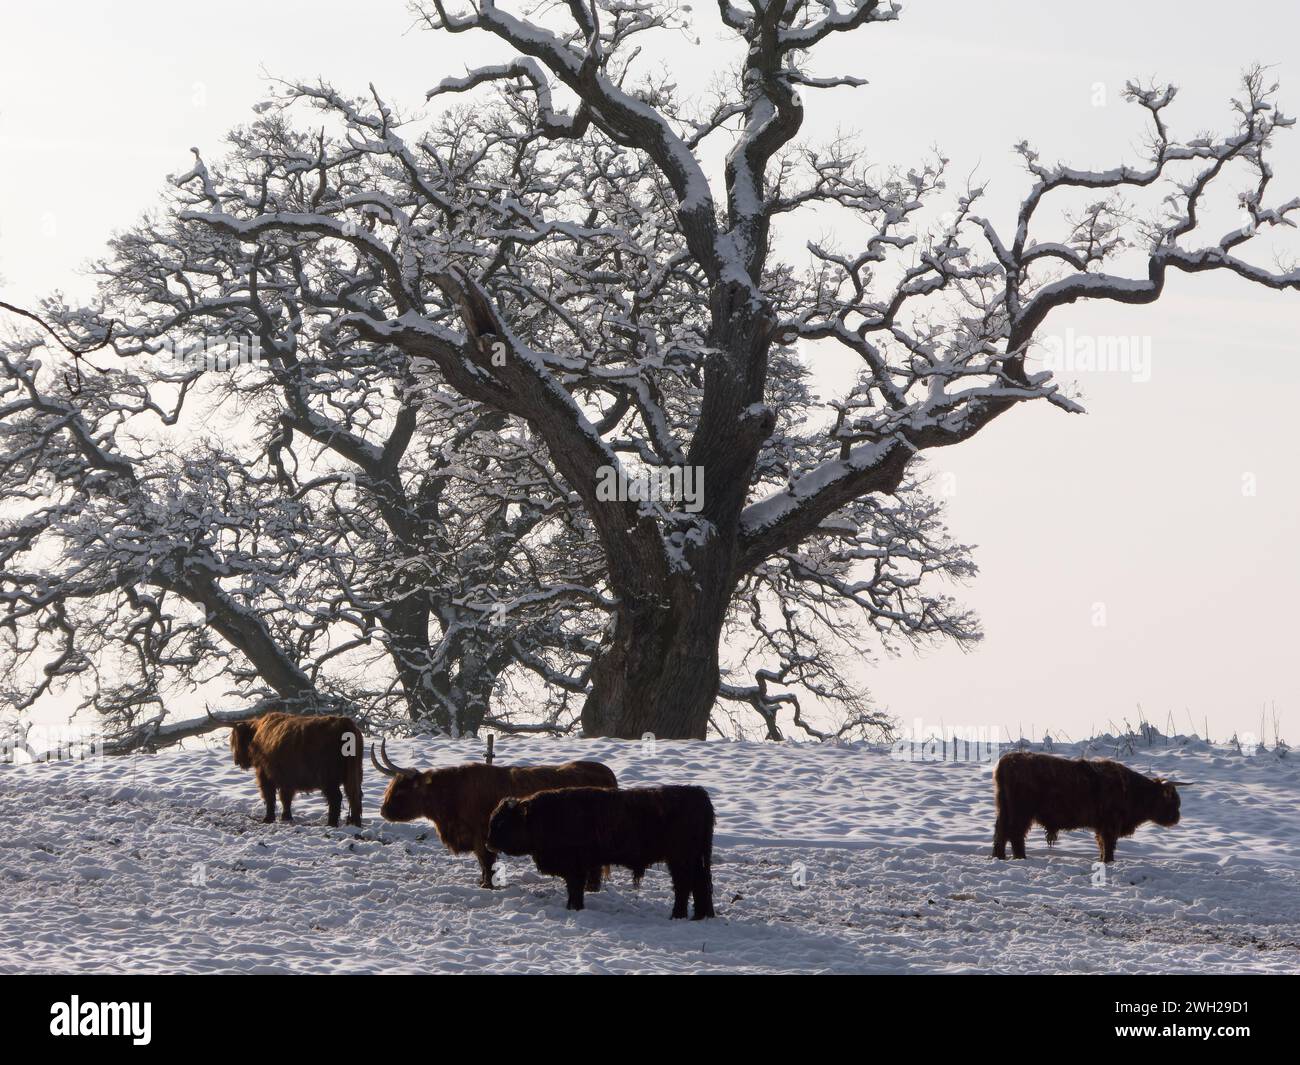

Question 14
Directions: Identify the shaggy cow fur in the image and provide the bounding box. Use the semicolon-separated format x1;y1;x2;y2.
993;751;1181;862
377;758;617;888
487;784;716;919
230;713;363;827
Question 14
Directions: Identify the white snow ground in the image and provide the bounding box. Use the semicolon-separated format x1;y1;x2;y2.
1;734;1297;973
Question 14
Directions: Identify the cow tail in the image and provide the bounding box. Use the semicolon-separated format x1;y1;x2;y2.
347;727;364;813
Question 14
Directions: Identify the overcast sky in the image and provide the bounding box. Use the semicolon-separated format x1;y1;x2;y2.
2;1;1297;744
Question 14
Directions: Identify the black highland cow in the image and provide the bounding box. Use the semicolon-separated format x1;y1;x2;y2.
487;784;716;918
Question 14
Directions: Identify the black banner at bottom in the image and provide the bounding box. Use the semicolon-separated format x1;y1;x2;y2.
0;972;1292;1049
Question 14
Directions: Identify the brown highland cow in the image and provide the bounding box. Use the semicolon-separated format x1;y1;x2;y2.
229;712;363;827
487;784;716;918
993;751;1184;862
371;740;617;888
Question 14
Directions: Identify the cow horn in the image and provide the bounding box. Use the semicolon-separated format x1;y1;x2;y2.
371;737;415;777
369;743;394;777
1164;779;1200;786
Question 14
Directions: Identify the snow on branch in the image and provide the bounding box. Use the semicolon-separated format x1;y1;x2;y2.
744;67;1298;572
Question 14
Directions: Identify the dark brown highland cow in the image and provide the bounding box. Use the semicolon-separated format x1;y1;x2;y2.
487;784;716;919
993;751;1184;862
230;713;363;827
371;740;617;888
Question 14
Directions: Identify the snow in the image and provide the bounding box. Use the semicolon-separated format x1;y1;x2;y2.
740;438;895;535
1;735;1297;973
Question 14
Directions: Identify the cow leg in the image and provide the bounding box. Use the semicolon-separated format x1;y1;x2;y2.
1005;815;1030;859
992;815;1008;860
345;779;362;828
475;846;498;888
278;788;294;822
1098;833;1118;863
564;874;586;911
690;856;715;920
631;866;646;889
323;783;342;828
667;860;691;919
257;772;276;823
1010;821;1029;859
585;866;602;892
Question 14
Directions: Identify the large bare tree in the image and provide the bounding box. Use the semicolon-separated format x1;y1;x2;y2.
0;87;973;746
4;2;1298;741
350;3;1300;738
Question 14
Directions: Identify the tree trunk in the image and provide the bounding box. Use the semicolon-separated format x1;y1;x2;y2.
583;285;773;740
581;588;726;740
391;607;505;736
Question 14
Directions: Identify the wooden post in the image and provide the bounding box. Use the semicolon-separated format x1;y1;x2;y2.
485;734;495;764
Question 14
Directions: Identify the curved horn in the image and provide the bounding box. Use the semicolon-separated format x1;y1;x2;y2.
1164;779;1200;786
376;737;416;776
370;742;396;777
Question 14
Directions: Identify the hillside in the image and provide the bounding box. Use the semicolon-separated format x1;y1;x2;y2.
1;734;1297;973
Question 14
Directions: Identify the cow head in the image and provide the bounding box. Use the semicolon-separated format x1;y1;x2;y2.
1150;778;1182;826
229;722;256;769
486;797;530;856
370;739;430;821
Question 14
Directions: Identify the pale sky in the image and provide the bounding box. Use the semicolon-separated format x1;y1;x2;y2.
2;1;1297;744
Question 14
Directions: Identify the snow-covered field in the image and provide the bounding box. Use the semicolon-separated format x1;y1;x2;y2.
1;734;1297;973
